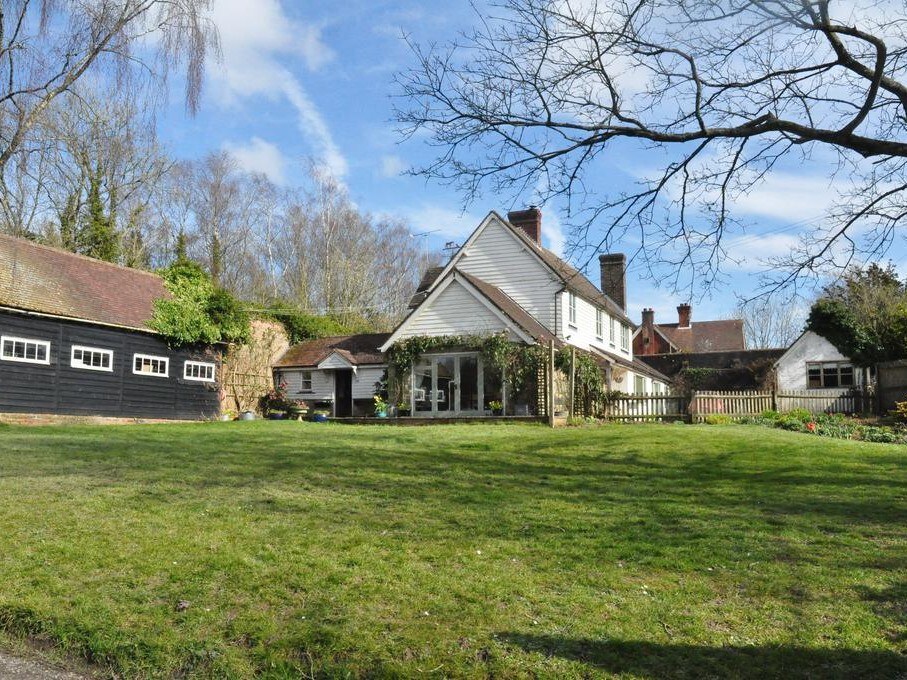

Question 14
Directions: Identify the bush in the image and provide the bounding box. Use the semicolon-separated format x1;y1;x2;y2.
891;400;907;423
704;414;733;425
859;426;903;444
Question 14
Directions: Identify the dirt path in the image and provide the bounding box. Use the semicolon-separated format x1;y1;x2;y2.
0;651;88;679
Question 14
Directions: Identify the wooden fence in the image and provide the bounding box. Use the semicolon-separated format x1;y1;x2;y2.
600;393;689;421
597;388;869;423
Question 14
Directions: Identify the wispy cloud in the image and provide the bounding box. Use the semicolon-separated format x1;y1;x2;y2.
730;173;837;222
380;154;407;178
404;204;483;241
208;0;347;178
223;137;287;184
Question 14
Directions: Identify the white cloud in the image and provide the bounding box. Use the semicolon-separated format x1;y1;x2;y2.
731;173;837;222
404;205;483;241
223;137;287;184
207;0;347;178
380;154;407;178
541;211;566;257
724;232;803;272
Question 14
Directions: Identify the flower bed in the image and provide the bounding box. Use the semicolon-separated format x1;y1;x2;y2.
736;408;907;445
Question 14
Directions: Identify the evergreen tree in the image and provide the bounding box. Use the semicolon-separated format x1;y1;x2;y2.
78;167;118;262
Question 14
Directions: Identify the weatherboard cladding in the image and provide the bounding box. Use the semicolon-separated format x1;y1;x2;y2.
0;309;219;419
398;277;517;339
0;233;166;331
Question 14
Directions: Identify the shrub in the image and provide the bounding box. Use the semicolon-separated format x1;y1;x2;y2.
704;414;733;425
859;426;902;444
891;400;907;423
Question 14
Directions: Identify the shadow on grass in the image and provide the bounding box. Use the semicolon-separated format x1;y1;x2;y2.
497;632;907;679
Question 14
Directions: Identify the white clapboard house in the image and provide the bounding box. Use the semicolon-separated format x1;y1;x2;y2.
273;209;668;417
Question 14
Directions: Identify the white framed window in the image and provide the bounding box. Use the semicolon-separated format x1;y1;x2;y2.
620;324;630;352
184;360;216;383
1;335;50;365
299;370;313;392
568;292;577;326
133;353;168;377
609;317;616;345
595;309;603;339
634;375;646;394
807;362;854;389
71;345;113;372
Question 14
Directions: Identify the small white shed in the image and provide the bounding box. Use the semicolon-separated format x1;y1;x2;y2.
775;331;861;391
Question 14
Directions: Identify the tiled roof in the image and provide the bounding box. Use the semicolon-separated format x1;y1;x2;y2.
457;270;560;344
408;266;445;309
656;320;745;353
0;233;167;331
274;333;390;368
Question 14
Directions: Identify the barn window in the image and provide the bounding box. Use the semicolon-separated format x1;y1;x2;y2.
133;353;168;377
184;360;216;382
71;345;113;372
1;336;50;365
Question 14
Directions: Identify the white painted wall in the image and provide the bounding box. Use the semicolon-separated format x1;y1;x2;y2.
776;331;858;390
455;217;562;330
281;368;334;401
394;278;520;340
558;290;633;362
353;366;386;399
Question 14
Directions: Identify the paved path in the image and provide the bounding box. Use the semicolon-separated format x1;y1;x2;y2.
0;651;88;679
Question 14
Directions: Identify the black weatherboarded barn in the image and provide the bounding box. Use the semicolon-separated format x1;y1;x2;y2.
0;234;221;420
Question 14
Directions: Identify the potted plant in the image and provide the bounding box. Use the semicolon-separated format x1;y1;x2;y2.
310;400;332;422
488;400;504;416
286;400;308;420
373;394;388;418
397;401;411;417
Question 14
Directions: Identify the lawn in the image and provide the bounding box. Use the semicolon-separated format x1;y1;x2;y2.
0;421;904;679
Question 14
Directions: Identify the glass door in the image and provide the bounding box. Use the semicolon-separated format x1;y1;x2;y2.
411;353;485;416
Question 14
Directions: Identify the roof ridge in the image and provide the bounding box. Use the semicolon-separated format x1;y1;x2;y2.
0;232;163;281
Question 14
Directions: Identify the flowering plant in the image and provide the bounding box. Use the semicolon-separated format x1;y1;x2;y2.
373;394;388;414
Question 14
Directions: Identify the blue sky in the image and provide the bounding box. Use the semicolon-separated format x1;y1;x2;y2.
156;0;907;328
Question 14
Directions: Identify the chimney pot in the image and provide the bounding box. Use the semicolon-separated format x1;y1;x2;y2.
599;253;627;312
677;303;692;328
507;207;542;245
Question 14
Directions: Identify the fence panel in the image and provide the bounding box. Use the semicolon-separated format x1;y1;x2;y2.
776;389;857;414
690;390;773;422
601;393;688;421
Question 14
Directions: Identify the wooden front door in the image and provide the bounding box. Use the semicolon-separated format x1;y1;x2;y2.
334;369;353;417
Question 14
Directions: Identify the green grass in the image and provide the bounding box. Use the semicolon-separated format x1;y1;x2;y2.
0;421;904;678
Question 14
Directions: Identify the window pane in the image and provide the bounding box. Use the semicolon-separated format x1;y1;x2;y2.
823;366;839;387
807;367;822;388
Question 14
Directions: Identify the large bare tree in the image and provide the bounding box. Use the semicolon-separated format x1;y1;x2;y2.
0;0;217;174
397;0;907;293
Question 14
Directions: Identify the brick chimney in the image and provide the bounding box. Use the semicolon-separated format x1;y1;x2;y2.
507;207;542;244
639;308;656;355
599;253;626;311
677;303;692;328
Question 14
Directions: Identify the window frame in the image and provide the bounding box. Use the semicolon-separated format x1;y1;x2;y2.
183;360;216;383
70;345;113;372
806;361;855;389
132;353;169;378
609;316;616;345
595;309;603;339
620;324;630;352
0;335;51;365
568;292;577;326
634;375;646;394
299;370;313;393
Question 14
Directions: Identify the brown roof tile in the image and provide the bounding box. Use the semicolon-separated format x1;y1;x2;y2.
0;233;168;331
656;320;745;353
274;333;390;368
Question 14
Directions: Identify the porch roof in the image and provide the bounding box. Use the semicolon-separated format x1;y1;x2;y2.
274;333;389;369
